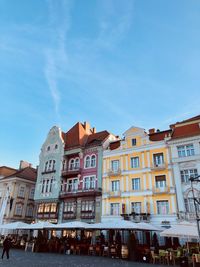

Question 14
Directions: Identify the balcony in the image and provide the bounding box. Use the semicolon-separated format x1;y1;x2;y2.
178;212;197;221
121;213;151;222
41;169;56;175
62;168;81;178
108;190;121;197
60;188;102;198
152;186;170;194
151;162;167;171
107;168;121;176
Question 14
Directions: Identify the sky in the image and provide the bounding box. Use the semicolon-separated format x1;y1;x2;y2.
0;0;200;169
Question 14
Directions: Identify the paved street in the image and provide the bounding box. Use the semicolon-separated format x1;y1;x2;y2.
0;249;167;267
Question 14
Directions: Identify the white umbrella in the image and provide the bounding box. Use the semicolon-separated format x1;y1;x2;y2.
136;222;162;231
86;219;139;230
160;221;198;239
22;221;56;230
54;221;89;229
0;221;30;229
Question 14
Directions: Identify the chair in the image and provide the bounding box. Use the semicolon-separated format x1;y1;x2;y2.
151;250;160;264
159;250;169;265
102;246;109;257
110;245;117;258
75;245;81;255
88;245;95;256
171;250;182;265
95;245;101;256
192;253;200;267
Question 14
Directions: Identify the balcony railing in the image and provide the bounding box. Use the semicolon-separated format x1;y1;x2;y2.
107;190;121;197
41;169;56;175
107;168;121;176
178;212;197;220
152;186;170;194
121;213;151;222
60;187;101;196
151;162;167;170
62;168;81;177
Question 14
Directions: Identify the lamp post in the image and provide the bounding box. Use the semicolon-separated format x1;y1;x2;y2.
189;175;200;240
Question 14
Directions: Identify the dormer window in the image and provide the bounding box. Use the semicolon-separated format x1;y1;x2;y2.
132;138;137;146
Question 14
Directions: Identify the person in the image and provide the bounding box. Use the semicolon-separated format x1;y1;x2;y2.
1;236;12;259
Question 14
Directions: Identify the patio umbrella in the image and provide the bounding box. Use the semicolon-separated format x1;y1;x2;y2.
160;221;198;239
136;222;162;231
53;221;89;229
86;219;139;230
21;221;56;230
0;221;30;229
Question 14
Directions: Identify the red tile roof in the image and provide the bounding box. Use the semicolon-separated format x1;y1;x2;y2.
85;131;110;146
1;167;37;182
0;166;17;177
149;130;172;141
171;122;200;139
64;122;88;150
109;140;121;150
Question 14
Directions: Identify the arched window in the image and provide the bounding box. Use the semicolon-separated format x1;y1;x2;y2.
85;156;90;168
69;159;75;170
75;158;80;169
48;160;52;171
47;146;50;151
63;159;67;171
91;155;96;167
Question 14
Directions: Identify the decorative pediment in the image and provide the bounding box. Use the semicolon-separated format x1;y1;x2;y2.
123;126;146;137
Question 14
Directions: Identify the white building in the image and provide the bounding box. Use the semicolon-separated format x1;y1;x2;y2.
168;115;200;221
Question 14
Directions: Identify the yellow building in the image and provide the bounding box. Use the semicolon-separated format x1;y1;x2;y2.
102;126;177;228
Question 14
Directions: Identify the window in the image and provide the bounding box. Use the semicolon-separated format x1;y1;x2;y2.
48;160;52;171
44;203;51;213
184;198;200;213
15;204;23;216
81;200;95;212
132;178;140;190
18;186;25;198
46;179;49;193
64;202;76;213
110;203;120;215
132;138;137;146
131;157;139;168
42;180;45;193
111;180;120;191
29;188;35;199
131;202;141;214
49;178;53;193
55;144;58;149
157;200;169;215
63;159;67;171
91;155;96;167
74;158;80;169
155;175;166;188
153;153;164;166
51;203;57;212
26;206;33;217
181;169;198;183
84;176;95;190
44;161;48;172
47;146;50;151
38;203;44;213
85;156;90;168
52;160;56;170
177;144;195;157
111;160;119;172
67;178;78;192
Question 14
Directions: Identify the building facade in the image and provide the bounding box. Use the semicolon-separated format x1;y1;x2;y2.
0;161;37;224
102;126;177;227
34;122;116;223
168;115;200;221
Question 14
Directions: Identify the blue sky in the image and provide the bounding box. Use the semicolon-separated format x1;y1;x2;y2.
0;0;200;168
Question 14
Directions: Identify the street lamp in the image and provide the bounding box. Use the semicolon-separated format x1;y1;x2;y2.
189;175;200;240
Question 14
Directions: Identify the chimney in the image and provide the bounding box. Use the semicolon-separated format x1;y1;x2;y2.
19;160;32;170
92;127;96;133
149;128;155;134
83;121;91;134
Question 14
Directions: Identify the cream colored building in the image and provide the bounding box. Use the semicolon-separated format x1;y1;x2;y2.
0;161;37;224
102;126;177;228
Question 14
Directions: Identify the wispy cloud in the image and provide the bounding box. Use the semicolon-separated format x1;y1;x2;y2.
44;0;71;123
